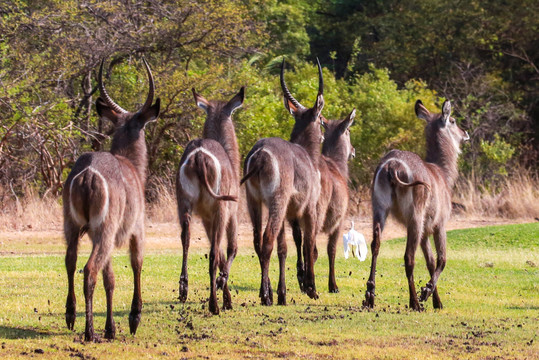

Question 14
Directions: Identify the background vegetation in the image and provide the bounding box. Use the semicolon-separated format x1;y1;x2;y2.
0;0;537;205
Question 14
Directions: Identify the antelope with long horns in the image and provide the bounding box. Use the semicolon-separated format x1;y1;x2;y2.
291;109;356;293
241;59;324;305
63;57;160;341
363;100;469;311
176;87;244;314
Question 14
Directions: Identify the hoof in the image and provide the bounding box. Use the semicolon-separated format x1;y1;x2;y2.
329;286;339;294
363;292;375;309
420;283;434;302
363;280;375;308
65;312;76;330
223;289;232;310
179;278;188;303
260;284;273;306
410;302;424;312
209;300;220;315
433;296;443;309
104;328;116;340
260;291;273;306
296;272;305;292
216;273;228;290
305;287;319;300
277;293;286;306
129;311;141;335
84;329;95;342
104;319;116;340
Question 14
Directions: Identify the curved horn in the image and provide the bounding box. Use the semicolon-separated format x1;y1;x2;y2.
316;57;323;95
140;56;155;113
98;58;128;114
280;58;305;110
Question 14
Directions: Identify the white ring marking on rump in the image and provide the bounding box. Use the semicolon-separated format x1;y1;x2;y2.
179;147;222;200
88;167;110;229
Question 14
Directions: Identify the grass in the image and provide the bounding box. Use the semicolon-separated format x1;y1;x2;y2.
0;223;538;359
454;170;539;219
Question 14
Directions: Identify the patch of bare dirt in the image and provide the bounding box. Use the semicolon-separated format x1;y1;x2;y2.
0;215;531;255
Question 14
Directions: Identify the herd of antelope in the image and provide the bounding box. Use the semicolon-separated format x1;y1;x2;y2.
62;57;469;341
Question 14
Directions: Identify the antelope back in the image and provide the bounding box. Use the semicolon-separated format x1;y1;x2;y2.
192;87;244;176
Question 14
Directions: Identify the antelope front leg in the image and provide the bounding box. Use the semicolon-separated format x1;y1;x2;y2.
302;212;319;300
276;224;287;305
208;214;225;315
363;223;381;308
404;223;423;311
290;220;305;292
102;260;116;339
219;217;238;311
420;234;443;309
259;229;275;306
420;228;447;306
83;246;102;342
208;244;221;315
129;234;143;335
179;211;191;303
64;226;79;331
327;229;340;293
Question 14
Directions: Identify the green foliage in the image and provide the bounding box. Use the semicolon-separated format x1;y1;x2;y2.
0;0;536;198
480;134;515;176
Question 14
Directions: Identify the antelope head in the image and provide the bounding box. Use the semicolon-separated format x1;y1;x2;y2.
281;58;325;145
322;108;356;161
96;57;161;148
416;99;469;155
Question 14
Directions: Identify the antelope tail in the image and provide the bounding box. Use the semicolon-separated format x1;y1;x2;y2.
197;156;238;202
391;169;430;192
240;163;259;186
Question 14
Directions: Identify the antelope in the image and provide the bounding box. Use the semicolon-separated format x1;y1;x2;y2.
363;100;469;311
291;110;356;293
241;59;324;305
63;57;160;341
176;87;244;314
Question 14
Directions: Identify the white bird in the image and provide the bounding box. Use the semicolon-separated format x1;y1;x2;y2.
343;221;368;261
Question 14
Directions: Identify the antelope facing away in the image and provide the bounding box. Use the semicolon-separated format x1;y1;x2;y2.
63;58;160;341
176;87;244;314
363;100;469;311
241;59;324;305
291;110;356;293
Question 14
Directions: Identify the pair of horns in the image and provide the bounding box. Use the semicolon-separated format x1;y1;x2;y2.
280;57;323;111
98;57;155;114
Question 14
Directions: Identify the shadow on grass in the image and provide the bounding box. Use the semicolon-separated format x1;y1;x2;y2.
0;326;55;339
506;305;539;310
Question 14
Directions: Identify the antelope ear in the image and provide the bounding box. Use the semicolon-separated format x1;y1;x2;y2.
415;100;431;121
96;97;120;125
140;98;161;124
321;118;329;130
313;93;324;120
224;86;245;117
442;100;451;123
284;97;299;116
192;88;210;114
345;108;356;128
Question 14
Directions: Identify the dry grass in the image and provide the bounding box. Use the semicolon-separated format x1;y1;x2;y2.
454;170;539;219
1;173;537;232
0;187;62;231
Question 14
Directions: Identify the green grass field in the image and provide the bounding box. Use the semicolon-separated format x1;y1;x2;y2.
0;223;538;359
